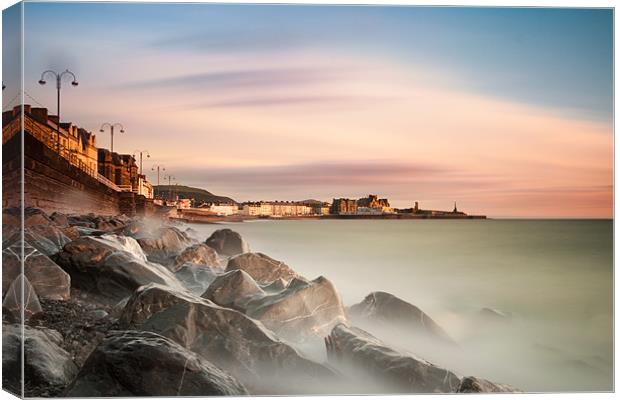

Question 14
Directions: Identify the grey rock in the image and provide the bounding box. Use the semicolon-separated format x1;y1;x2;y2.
54;236;184;304
173;243;222;271
327;324;461;393
135;226;195;265
226;252;298;285
118;283;206;328
3;324;78;393
4;225;73;257
50;212;69;227
261;278;288;293
174;263;219;295
136;285;338;394
205;228;249;257
457;376;519;393
348;291;453;344
203;269;265;311
246;276;347;340
64;330;248;396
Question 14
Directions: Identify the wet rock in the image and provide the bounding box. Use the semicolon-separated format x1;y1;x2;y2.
24;207;53;226
3;324;78;394
226;252;299;285
327;324;461;393
61;226;80;241
348;291;453;344
138;285;338;394
3;225;73;257
118;283;206;328
205;228;249;256
261;278;288;293
457;376;519;393
135;226;195;265
54;236;184;304
2;241;71;300
173;243;222;271
64;330;248;396
74;226;107;237
99;234;148;261
50;212;69;227
3;274;43;320
246;276;347;340
203;269;265;311
67;215;96;229
23;225;73;256
174;263;219;295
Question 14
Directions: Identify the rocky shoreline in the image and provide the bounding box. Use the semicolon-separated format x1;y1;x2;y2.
2;207;518;396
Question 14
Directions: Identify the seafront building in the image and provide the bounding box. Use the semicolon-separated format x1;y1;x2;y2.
240;201;313;217
3;104;154;199
199;202;237;216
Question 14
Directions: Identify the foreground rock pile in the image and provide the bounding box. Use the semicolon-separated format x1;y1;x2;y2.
2;207;519;396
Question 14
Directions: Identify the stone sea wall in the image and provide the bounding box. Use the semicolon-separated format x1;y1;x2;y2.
3;132;152;216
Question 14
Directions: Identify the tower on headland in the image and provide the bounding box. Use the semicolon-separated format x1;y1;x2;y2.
453;202;458;213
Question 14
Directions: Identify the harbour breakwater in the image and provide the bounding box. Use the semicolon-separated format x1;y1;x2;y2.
3;207;516;397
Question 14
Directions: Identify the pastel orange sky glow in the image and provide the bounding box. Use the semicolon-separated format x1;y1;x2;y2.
4;4;612;218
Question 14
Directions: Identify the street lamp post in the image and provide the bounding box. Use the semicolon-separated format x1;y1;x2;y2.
133;150;150;175
165;175;175;203
38;69;79;151
151;164;165;199
99;123;124;153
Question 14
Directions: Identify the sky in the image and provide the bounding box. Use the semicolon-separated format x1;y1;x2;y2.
2;3;613;217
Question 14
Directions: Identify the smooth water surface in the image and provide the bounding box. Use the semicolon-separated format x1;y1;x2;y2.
190;219;613;392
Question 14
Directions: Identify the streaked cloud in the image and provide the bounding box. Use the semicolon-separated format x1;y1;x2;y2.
18;4;613;217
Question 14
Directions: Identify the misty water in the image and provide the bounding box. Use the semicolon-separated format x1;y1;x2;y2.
190;219;612;392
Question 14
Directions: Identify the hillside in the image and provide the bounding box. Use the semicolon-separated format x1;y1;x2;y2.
154;185;236;204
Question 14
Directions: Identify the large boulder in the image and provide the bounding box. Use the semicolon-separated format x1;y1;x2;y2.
54;236;185;304
135;285;338;394
3;241;70;300
174;263;219;295
202;269;265;311
326;324;461;393
173;243;222;271
3;274;43;320
3;324;78;394
118;283;205;328
348;292;453;344
24;225;73;256
64;330;248;397
226;252;298;284
457;376;519;393
205;229;249;256
135;226;195;265
4;225;73;257
261;278;288;293
245;276;347;340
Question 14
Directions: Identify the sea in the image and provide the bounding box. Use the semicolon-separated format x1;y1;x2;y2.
188;219;613;392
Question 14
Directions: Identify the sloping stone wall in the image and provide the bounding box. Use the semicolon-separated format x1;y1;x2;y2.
3;132;152;216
